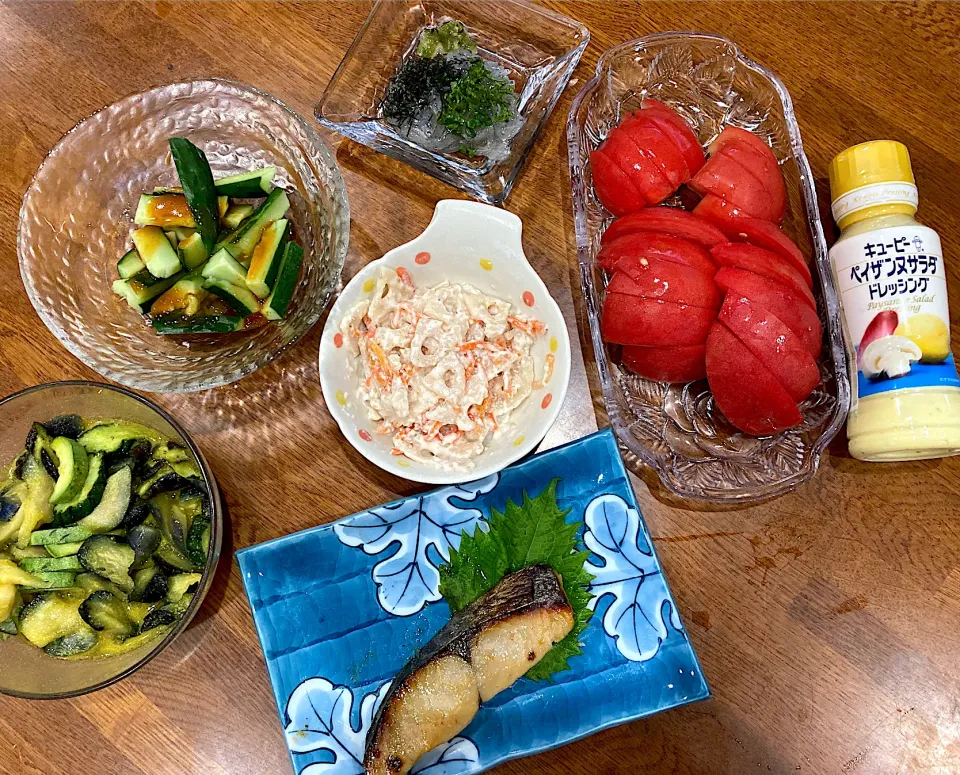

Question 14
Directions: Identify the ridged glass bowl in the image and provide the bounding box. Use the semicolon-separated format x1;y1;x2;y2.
567;32;850;503
0;381;222;699
19;79;350;393
315;0;589;204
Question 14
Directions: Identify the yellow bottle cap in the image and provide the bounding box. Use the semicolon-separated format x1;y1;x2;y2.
828;141;918;229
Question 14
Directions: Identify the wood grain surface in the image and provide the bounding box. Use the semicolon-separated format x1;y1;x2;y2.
2;2;959;774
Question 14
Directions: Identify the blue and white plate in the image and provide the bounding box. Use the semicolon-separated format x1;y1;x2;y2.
238;429;710;775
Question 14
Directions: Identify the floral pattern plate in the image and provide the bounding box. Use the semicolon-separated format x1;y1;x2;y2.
238;429;709;775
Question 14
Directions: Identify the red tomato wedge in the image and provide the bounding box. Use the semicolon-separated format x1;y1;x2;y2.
618;116;690;187
705;323;803;435
601;293;714;346
590;149;646;216
689;150;782;222
717;295;820;402
695;202;811;286
606;256;722;309
597;232;717;276
601;127;675;205
710;128;786;222
622;344;706;382
714;267;822;358
632;104;705;176
710;243;816;309
602;208;727;248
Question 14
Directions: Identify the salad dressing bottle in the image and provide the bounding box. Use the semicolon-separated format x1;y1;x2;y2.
828;140;960;461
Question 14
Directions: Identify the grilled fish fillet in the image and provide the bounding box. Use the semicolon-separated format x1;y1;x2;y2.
364;564;574;775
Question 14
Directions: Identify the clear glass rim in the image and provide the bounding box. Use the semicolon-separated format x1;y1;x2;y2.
566;31;851;504
17;78;350;394
0;380;224;699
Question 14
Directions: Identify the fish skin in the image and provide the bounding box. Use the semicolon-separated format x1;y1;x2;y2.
364;564;574;775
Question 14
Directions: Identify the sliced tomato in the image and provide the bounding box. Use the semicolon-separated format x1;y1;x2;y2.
717;145;786;222
597;232;717;276
631;105;705;176
714;267;822;358
601;293;714;346
619;116;690;187
590;149;646;216
607;256;722;309
601;208;727;248
622;344;706;382
601;127;675;205
710;243;815;309
705;323;803;435
689;151;781;222
717;295;820;402
695;203;811;286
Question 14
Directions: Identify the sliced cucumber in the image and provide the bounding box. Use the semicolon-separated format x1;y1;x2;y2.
246;218;289;298
79;590;137;638
45;627;98;657
214;167;276;197
131;226;182;279
77;466;132;533
79;422;164;454
169;138;219;254
166;572;201;604
0;558;40;586
152;315;244;335
134;194;197;228
117;249;146;280
217;195;229;221
186;513;211;566
19;593;85;648
46;541;84;558
127;523;161;569
0;583;16;623
52;454;106;525
18;570;78;591
154;531;197;572
215;188;289;260
19;556;83;573
30;525;95;546
49;437;89;505
262;241;304;320
75;572;124;597
149;273;208;317
205;279;260;315
177;231;209;271
113;274;181;312
222;202;255;230
130;565;167;603
201;248;247;285
78;536;135;594
128;269;166;287
16;455;54;547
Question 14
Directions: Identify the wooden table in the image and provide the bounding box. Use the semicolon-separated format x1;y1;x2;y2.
2;2;959;773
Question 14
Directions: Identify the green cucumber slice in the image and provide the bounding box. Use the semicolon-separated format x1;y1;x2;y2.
169;138;219;254
45;541;84;558
49;437;89;505
20;556;83;573
131;226;182;279
263;242;304;320
201;248;247;286
18;570;78;591
215;188;289;260
134;194;197;228
30;526;95;546
214;167;276;197
152;315;244;335
149;273;208;318
205;279;260;315
51;454;106;525
177;231;209;271
222;202;255;230
78;536;135;594
77;467;132;533
245;219;289;298
19;594;85;648
79;422;164;454
117;249;145;279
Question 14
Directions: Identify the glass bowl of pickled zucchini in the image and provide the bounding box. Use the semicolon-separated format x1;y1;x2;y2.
0;381;222;698
18;79;350;393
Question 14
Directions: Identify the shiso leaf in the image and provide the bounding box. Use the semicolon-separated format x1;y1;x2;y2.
438;479;594;681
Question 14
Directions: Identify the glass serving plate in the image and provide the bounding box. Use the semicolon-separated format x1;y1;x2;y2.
19;79;349;394
315;0;589;204
0;381;222;699
567;32;850;503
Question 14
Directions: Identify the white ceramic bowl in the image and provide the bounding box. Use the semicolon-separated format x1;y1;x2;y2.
319;200;571;484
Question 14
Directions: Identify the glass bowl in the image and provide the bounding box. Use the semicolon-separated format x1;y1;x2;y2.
0;381;222;699
19;79;350;393
567;32;851;503
315;0;589;204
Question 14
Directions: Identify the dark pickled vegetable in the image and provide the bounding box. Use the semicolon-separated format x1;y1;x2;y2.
44;628;98;657
43;414;85;440
79;590;137;639
127;523;161;569
130;565;167;603
141;608;177;631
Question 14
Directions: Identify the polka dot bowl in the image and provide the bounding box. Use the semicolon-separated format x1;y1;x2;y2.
318;200;571;484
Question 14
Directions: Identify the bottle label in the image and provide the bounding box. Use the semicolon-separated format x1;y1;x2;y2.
831;182;918;222
829;225;960;409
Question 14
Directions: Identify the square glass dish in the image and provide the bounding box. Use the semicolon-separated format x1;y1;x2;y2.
567;32;850;503
315;0;589;203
